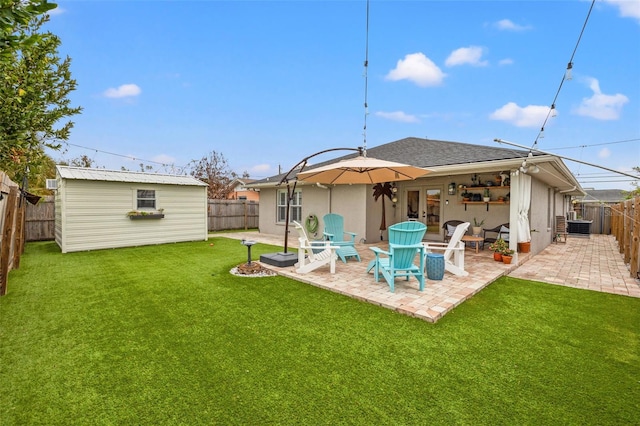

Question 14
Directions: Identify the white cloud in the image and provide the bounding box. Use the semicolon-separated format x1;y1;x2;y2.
498;58;514;66
103;84;142;98
602;0;640;22
375;111;420;123
489;102;550;127
494;19;532;31
575;77;629;120
598;148;611;159
385;53;446;87
445;46;488;67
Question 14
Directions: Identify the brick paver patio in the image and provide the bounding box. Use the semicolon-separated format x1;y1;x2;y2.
220;232;640;322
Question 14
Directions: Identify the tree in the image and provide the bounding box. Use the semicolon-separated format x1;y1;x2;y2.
623;166;640;199
1;0;56;63
0;2;81;188
372;182;393;237
189;151;237;199
69;155;95;168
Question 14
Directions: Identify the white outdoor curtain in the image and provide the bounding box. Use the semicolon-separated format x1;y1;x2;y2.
516;173;532;243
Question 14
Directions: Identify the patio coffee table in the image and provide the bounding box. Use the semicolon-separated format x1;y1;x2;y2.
461;235;484;253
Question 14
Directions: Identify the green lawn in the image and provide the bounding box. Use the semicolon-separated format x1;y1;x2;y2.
1;238;638;425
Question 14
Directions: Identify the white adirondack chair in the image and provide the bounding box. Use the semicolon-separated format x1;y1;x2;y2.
293;221;339;274
423;222;470;277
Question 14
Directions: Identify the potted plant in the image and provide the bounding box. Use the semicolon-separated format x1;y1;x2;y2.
517;229;536;253
501;248;515;264
483;187;491;202
472;217;485;236
488;238;508;261
461;190;472;202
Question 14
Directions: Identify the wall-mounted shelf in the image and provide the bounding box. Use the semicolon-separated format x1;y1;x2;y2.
461;201;509;211
461;186;510;190
460;185;510;211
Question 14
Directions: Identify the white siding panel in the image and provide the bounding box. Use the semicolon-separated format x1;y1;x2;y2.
60;180;207;253
54;171;64;250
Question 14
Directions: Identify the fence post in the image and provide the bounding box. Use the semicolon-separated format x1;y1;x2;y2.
611;196;640;279
0;186;19;296
244;201;248;230
631;197;639;279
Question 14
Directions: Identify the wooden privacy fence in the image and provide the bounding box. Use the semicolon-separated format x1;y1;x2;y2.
208;200;259;231
26;195;54;241
23;198;260;241
0;172;25;296
611;196;640;280
575;204;612;234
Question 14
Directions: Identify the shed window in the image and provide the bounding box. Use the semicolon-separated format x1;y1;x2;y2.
277;189;302;223
137;190;156;209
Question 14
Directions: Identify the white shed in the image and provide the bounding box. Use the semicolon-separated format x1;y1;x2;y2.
54;166;209;253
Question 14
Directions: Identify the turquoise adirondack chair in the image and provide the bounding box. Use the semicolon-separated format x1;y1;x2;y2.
322;213;361;263
368;221;427;292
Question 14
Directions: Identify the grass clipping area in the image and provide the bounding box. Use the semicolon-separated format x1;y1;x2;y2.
1;238;639;424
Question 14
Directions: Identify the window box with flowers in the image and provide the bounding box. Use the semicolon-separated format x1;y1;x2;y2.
127;209;165;220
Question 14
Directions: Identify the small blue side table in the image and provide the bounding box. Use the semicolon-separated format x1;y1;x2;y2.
426;253;445;280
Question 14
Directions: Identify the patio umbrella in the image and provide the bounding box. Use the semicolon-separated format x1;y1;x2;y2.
296;155;430;185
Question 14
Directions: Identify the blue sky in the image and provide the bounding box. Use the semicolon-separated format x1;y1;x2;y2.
46;0;639;190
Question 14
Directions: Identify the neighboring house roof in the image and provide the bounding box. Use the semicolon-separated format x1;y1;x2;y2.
229;178;258;189
56;166;208;186
250;137;584;195
576;189;626;204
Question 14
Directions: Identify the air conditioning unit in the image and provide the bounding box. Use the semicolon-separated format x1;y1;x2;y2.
46;179;58;190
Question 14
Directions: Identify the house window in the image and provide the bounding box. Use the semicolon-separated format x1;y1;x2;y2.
137;189;156;209
277;189;302;223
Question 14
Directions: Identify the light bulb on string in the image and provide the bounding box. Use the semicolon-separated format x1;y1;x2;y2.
565;62;573;81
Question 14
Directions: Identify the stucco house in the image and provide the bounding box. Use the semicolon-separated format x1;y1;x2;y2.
251;137;584;262
54;166;209;253
227;178;260;202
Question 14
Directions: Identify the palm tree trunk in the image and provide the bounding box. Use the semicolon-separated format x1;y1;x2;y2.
380;196;386;232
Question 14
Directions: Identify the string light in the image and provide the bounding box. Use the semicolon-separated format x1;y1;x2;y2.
530;0;595;149
565;62;573;81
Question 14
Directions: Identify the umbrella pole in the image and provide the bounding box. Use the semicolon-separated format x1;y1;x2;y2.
277;147;362;255
283;181;295;253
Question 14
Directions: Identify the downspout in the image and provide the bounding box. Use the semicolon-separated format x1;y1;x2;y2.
557;187;576;223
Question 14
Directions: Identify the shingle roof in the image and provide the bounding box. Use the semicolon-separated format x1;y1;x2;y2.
363;137;535;167
56;166;208;186
577;189;626;203
254;137;538;184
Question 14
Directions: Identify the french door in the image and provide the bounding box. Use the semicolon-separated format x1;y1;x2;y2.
405;186;442;237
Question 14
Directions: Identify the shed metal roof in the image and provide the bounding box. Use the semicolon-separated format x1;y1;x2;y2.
56;166;208;186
